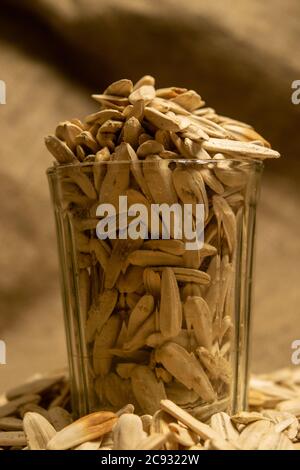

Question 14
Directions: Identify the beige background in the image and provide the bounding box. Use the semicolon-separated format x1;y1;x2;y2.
0;0;300;390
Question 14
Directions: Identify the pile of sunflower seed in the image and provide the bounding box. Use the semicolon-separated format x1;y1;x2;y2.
44;76;280;416
0;368;299;450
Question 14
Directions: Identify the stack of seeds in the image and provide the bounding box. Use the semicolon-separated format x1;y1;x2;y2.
45;76;280;416
0;369;299;450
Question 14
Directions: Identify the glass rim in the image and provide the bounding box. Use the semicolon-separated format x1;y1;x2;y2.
46;158;264;175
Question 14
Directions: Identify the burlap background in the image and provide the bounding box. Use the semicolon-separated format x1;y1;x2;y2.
1;0;299;389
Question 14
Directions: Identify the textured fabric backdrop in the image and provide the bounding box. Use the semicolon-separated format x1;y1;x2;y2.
0;0;299;389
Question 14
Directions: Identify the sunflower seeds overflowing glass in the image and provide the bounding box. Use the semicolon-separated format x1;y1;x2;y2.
45;76;280;417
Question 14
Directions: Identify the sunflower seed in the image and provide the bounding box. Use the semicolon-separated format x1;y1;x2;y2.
47;411;117;450
184;297;212;350
197;347;232;384
276;399;300;416
116;363;137;379
124;313;156;351
154;267;210;285
0;417;23;431
171;90;204;112
19;404;50;421
113;414;146;450
92;94;129;106
172;167;208;218
201;169;224;194
75;131;99;153
93;315;122;376
128;250;183;267
129;85;156;104
85;109;124;125
0;432;27;447
238;420;275;450
116;404;135;417
124;101;145;121
143;155;178;205
137;140;164;158
169;422;199;447
23;412;56;450
160;400;218;440
146;330;197;351
122;117;143;148
48;407;73;432
133;75;155;90
223;122;270;146
86;289;118;342
0;395;41;419
104;79;133;97
203;138;280;159
45;135;77;163
143;269;161;297
257;431;294;450
102;374;135;409
99;150;130;207
210;412;239;442
141;414;152;433
6;375;64;401
144;107;182;132
274;415;298;436
56;121;82;151
159;268;182;338
131;366;166;415
156;343;216;401
99;119;124;134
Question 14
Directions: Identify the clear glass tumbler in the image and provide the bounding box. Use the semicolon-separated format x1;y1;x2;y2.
47;158;262;419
